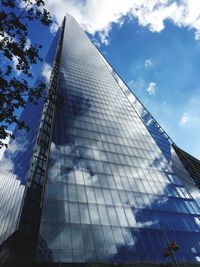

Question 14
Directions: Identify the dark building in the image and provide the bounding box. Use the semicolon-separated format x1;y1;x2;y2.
0;14;200;267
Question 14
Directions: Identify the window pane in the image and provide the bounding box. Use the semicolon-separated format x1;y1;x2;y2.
69;203;80;223
102;226;116;251
107;207;120;226
124;208;137;227
111;190;121;205
82;225;95;250
92;225;105;250
60;224;72;249
98;205;110;225
116;207;128;227
68;185;78;201
86;187;96;203
77;186;87;203
79;204;90;224
71;225;83;250
103;189;113;205
112;227;125;248
89;204;100;224
95;188;105;204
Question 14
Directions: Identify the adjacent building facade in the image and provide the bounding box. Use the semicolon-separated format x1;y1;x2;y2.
0;14;200;266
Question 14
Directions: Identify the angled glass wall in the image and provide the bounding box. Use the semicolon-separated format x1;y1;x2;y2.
109;61;200;214
0;31;59;247
37;14;200;265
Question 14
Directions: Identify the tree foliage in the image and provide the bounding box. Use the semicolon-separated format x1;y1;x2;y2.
0;0;51;148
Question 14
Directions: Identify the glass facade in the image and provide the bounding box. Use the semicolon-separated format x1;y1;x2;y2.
112;70;200;213
37;14;200;264
0;30;59;247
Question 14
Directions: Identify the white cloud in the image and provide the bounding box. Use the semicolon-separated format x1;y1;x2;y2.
0;131;12;160
91;37;101;48
144;59;153;67
1;32;31;74
46;0;200;45
179;95;200;129
175;94;200;159
179;97;200;126
13;38;31;74
147;82;156;95
128;77;146;90
128;80;135;88
180;112;190;124
195;30;200;40
13;56;21;75
41;63;52;84
25;38;31;49
137;219;159;228
50;22;59;34
0;33;21;75
98;29;110;45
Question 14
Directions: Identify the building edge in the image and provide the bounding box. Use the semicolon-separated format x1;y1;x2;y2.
0;17;66;267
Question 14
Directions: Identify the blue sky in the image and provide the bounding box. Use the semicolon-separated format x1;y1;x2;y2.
5;0;200;159
96;18;200;159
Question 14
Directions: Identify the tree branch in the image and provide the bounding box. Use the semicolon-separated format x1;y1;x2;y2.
16;0;32;19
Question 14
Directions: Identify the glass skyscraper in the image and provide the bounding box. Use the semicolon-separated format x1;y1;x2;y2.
0;14;200;266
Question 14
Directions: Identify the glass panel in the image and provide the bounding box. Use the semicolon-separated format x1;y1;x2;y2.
77;186;87;203
111;190;122;205
60;224;72;249
124;208;137;227
102;226;116;251
79;204;90;224
68;185;78;202
107;207;120;226
103;189;113;205
69;203;80;223
95;188;105;204
98;205;110;225
71;225;83;250
112;227;125;248
116;207;129;227
92;225;105;250
89;204;101;224
82;225;95;250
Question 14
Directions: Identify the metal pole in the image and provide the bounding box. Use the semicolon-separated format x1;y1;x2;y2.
160;223;179;267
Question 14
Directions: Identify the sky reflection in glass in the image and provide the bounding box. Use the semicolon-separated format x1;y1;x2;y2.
37;15;200;264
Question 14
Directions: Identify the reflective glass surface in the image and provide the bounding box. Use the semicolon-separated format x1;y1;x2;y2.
0;31;59;246
112;58;200;218
37;14;200;264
